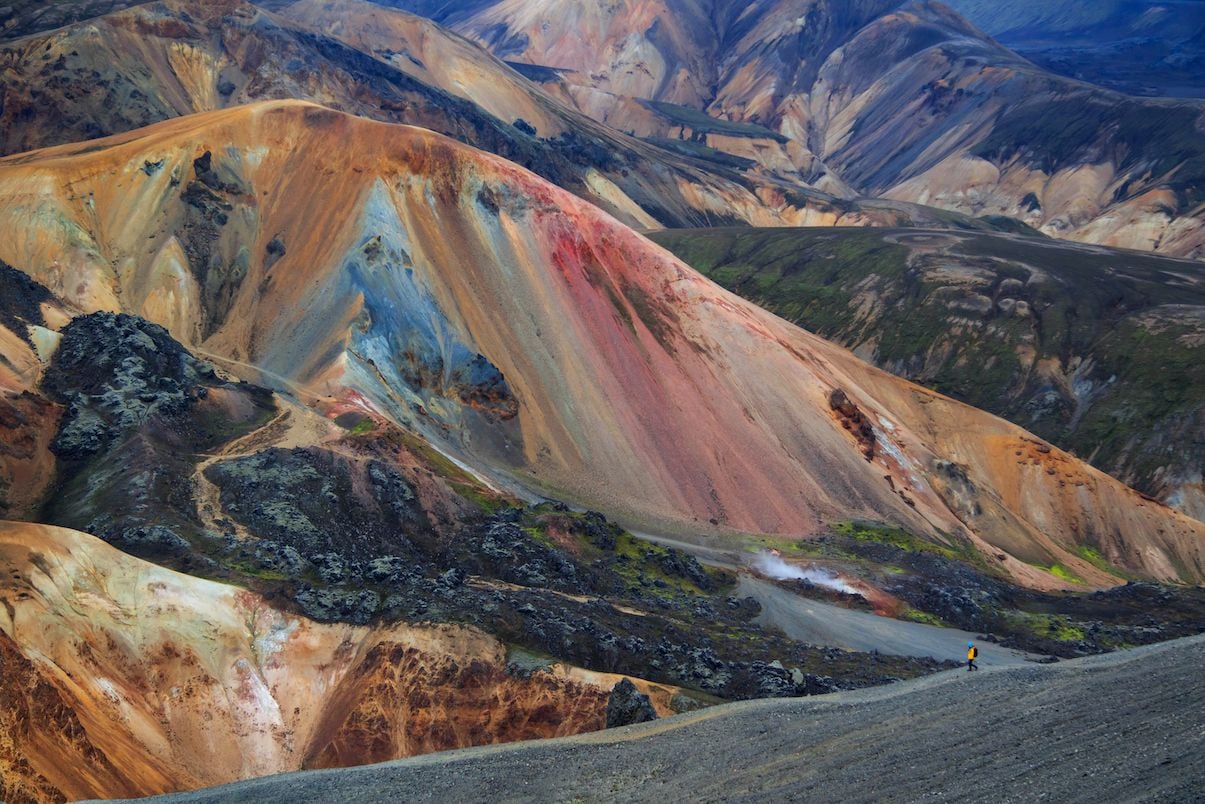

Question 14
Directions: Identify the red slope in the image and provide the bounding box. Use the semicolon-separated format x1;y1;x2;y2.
0;101;1199;586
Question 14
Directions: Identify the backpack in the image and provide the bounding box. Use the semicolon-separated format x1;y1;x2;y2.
970;647;978;659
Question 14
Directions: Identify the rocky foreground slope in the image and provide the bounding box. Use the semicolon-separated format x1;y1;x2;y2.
0;521;693;801
129;633;1205;803
651;227;1205;519
1;101;1201;586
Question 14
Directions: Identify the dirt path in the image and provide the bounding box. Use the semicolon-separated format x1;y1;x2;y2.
193;347;519;498
129;634;1205;803
191;397;339;539
737;576;1037;667
192;348;331;404
634;532;1037;666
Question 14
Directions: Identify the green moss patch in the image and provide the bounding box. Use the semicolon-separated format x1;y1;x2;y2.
901;607;948;627
1047;564;1085;585
833;521;962;561
1004;611;1087;643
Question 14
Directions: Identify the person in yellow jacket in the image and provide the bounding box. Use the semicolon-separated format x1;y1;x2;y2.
967;641;979;671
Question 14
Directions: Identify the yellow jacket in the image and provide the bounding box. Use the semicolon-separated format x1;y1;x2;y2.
967;647;978;660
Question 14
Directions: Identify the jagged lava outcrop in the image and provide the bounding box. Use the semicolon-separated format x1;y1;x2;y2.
0;101;1200;587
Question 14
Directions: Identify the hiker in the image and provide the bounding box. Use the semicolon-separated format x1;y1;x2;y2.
967;641;979;671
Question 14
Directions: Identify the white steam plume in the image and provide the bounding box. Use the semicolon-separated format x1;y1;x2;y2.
750;551;858;594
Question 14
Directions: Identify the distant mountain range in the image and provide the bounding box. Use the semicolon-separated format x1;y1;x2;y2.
1;0;1042;234
945;0;1205;98
3;1;1204;256
369;0;1205;258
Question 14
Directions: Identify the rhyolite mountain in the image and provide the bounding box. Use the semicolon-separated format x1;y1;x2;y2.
385;0;1205;258
0;0;1006;233
0;272;944;801
0;101;1200;586
651;227;1205;521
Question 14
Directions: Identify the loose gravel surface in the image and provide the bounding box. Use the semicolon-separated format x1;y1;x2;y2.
129;634;1205;803
738;576;1040;667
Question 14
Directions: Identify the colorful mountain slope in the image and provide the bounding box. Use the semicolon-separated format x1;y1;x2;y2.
0;303;948;801
0;520;685;801
0;101;1199;587
397;0;1205;257
650;227;1205;520
0;0;943;232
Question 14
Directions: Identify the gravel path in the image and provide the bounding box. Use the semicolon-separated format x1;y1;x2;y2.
131;635;1205;803
737;576;1039;667
636;531;1040;666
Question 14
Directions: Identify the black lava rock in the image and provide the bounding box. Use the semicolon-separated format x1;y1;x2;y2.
606;678;658;728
